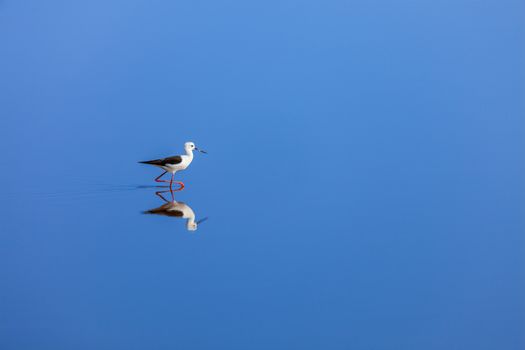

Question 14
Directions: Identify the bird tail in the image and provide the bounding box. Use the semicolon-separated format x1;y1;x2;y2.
138;160;159;165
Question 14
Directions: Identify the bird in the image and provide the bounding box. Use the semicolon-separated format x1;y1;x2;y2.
139;141;207;189
144;189;208;231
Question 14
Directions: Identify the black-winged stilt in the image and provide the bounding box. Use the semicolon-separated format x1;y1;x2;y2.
139;141;207;189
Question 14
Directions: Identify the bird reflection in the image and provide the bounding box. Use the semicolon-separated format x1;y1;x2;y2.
143;188;207;231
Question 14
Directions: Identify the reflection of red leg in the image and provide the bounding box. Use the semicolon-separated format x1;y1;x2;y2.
155;186;182;203
155;171;170;183
155;190;171;203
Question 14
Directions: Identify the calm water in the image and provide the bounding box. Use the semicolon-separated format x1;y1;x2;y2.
1;1;524;349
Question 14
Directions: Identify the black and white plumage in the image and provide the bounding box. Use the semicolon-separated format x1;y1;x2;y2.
139;141;206;189
139;155;183;167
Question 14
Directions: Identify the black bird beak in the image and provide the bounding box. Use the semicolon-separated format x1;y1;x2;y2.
196;217;208;225
195;147;207;154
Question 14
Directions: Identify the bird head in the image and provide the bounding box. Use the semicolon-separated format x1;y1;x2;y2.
185;141;207;154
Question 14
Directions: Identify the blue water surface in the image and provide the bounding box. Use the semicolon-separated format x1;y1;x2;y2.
1;1;524;349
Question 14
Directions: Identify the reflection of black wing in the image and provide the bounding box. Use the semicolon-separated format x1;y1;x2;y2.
162;210;184;217
144;207;184;217
139;155;183;166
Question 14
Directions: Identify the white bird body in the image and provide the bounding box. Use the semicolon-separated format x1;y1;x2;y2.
139;141;206;189
160;152;193;174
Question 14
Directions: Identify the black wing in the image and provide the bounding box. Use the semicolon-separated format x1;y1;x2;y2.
139;155;183;166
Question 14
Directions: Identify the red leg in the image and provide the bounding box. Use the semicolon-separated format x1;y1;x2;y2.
155;171;170;183
167;173;185;190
